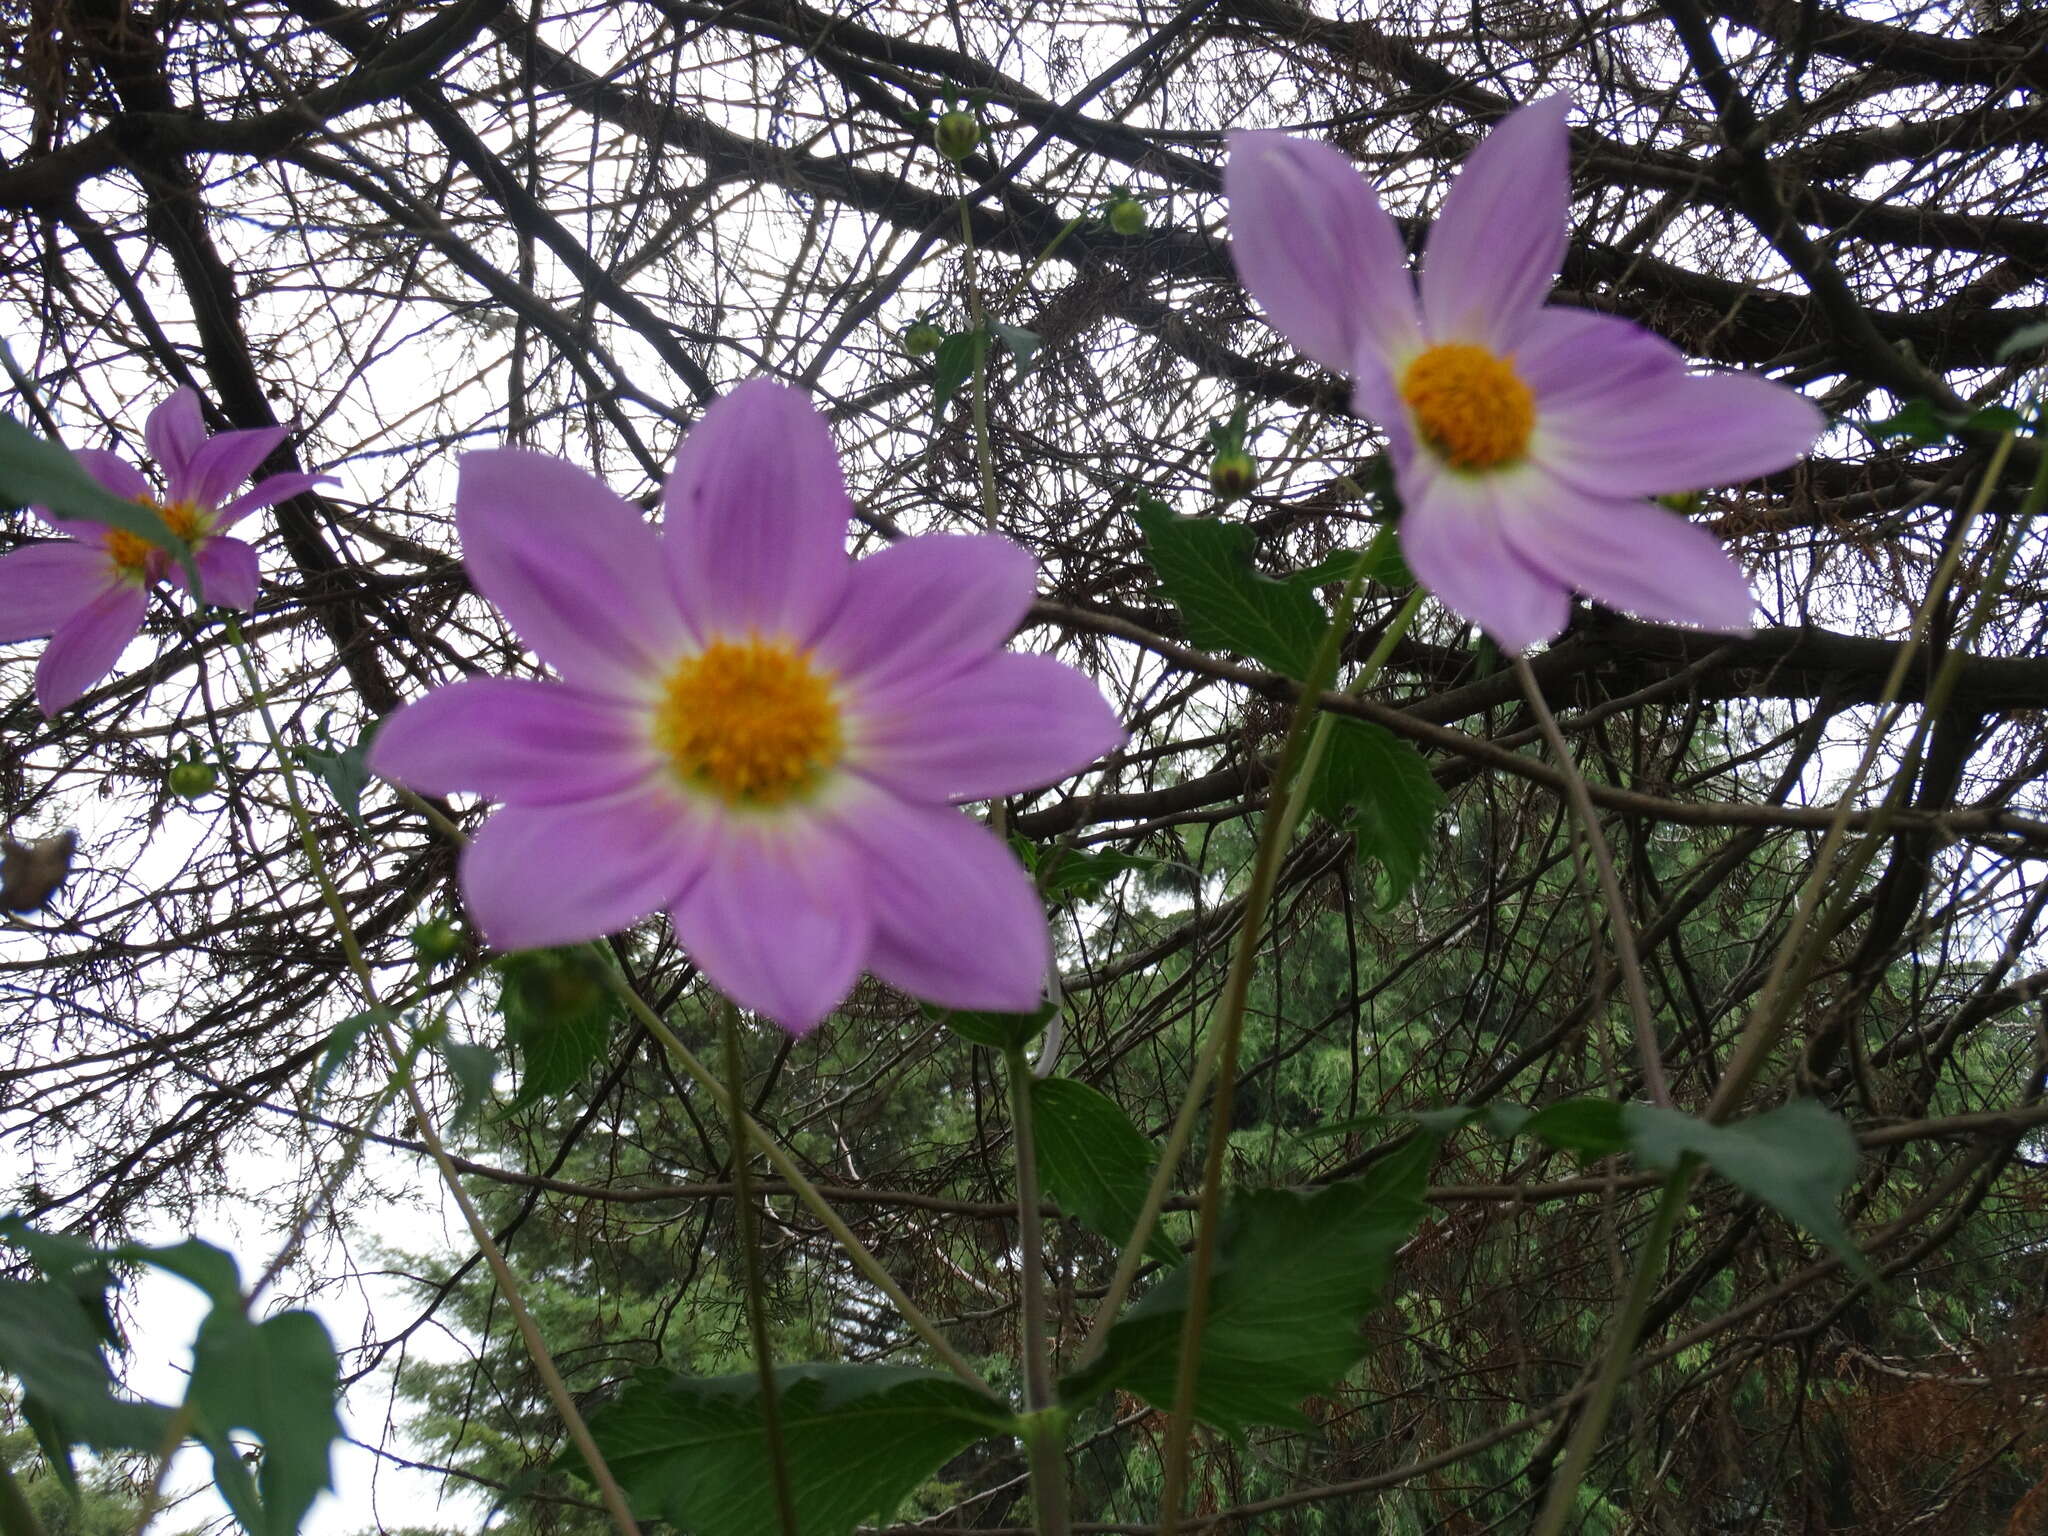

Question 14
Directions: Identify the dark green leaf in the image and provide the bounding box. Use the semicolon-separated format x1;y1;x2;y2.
587;1363;1014;1536
1961;403;2028;434
1519;1098;1629;1160
933;1000;1055;1050
188;1307;342;1536
1060;1134;1434;1432
506;1001;611;1108
1131;495;1327;677
930;329;987;423
0;415;197;595
1031;1077;1178;1265
1305;717;1445;906
987;321;1041;378
314;1008;389;1100
0;1278;173;1455
1860;399;1951;446
1035;846;1163;903
1622;1100;1871;1277
437;1039;499;1127
1288;524;1412;596
1995;319;2048;362
295;716;378;829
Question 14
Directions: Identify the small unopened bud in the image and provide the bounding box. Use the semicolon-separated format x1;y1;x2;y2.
411;916;463;966
902;319;945;359
1209;447;1256;501
934;109;981;164
1655;490;1703;516
1107;196;1146;236
169;760;219;799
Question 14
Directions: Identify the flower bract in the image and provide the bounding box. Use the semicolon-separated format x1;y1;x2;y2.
369;379;1124;1035
0;387;332;714
1226;96;1822;652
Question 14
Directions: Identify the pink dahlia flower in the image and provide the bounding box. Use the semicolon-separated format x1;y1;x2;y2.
1226;96;1822;652
0;387;332;715
369;379;1124;1034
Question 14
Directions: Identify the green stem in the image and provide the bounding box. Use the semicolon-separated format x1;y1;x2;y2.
722;999;799;1536
1530;1165;1693;1536
1006;1045;1071;1536
958;200;1000;531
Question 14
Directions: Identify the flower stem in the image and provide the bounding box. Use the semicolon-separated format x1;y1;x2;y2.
721;998;799;1536
1005;1044;1071;1536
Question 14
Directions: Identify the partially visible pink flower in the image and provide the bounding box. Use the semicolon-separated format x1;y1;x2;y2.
369;379;1124;1034
0;388;332;714
1226;96;1822;652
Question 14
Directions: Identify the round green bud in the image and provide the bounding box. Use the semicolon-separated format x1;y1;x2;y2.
934;109;981;164
411;917;463;966
1107;196;1147;236
168;760;219;799
902;319;945;359
1209;447;1257;501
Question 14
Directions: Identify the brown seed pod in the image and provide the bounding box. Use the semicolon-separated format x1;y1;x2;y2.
0;829;78;912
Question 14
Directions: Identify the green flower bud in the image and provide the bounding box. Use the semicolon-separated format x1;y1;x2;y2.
902;319;945;359
934;108;981;164
1209;447;1257;501
1107;196;1147;236
168;759;219;799
411;916;463;966
1655;490;1703;516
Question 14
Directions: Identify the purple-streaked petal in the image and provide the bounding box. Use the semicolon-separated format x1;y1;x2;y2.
69;449;151;505
0;542;122;642
144;389;207;484
663;379;853;643
1516;307;1685;411
1502;475;1756;634
837;796;1051;1014
371;676;659;805
1538;370;1822;498
169;535;260;610
1398;465;1571;653
215;470;336;531
173;424;286;512
812;533;1037;690
669;821;871;1033
36;582;146;715
460;785;709;952
457;446;688;695
854;652;1123;804
1226;131;1421;375
1419;96;1572;350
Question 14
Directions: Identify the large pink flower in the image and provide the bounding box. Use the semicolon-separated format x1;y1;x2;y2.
0;388;332;715
1226;96;1822;652
369;379;1124;1034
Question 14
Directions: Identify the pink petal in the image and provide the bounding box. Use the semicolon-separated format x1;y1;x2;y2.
836;795;1050;1013
1398;465;1571;653
661;378;852;643
174;425;286;513
215;470;336;531
1537;370;1823;498
854;652;1124;804
68;449;151;505
37;582;146;715
1225;131;1421;375
1351;347;1418;472
457;446;689;695
1516;307;1686;411
144;389;208;485
1502;475;1756;634
370;677;658;805
669;820;871;1033
169;536;260;610
812;533;1037;690
460;785;710;952
1419;96;1572;350
0;542;121;642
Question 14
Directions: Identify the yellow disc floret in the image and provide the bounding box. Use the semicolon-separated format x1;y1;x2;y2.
654;638;843;805
104;498;208;575
1400;343;1535;471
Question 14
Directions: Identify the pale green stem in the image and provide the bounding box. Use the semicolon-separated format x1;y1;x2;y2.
721;999;799;1536
958;200;1000;532
1006;1045;1071;1536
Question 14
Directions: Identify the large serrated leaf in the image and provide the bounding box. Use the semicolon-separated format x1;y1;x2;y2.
1060;1135;1434;1432
587;1363;1015;1536
189;1308;342;1536
1031;1077;1179;1265
1306;716;1445;906
1622;1100;1872;1278
1131;496;1327;677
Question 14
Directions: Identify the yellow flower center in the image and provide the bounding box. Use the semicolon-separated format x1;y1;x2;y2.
1399;343;1535;471
103;499;207;574
653;638;843;805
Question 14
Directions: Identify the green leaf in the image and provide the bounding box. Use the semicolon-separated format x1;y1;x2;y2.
932;999;1055;1050
498;949;616;1107
294;714;378;828
0;414;200;595
1060;1134;1435;1432
1305;717;1445;906
1131;495;1327;677
1289;524;1413;596
1519;1098;1629;1160
930;329;987;423
314;1007;390;1100
1622;1100;1871;1278
1995;319;2048;362
437;1038;499;1127
188;1307;342;1536
987;321;1041;378
1031;1077;1178;1265
587;1363;1015;1536
1860;398;1951;447
1035;845;1163;903
0;1278;173;1457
